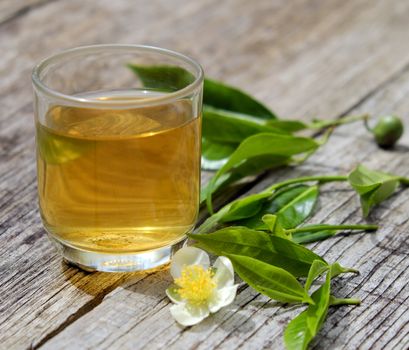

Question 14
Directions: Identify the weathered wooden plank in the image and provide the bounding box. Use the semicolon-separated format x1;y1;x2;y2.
1;0;409;349
40;65;409;350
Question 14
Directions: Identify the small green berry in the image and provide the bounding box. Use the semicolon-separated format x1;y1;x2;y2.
372;115;404;148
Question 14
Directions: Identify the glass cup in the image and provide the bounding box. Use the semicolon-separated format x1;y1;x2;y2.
32;45;203;272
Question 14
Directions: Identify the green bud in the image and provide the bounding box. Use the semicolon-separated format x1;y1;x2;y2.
372;115;404;148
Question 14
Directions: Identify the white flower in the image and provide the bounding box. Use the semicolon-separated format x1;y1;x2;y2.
166;246;238;326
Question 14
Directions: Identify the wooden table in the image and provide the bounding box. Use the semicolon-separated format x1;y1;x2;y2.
1;1;408;349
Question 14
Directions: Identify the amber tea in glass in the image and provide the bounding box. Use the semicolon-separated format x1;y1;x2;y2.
32;45;203;272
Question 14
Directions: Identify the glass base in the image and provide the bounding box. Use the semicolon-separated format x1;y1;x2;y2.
49;235;186;272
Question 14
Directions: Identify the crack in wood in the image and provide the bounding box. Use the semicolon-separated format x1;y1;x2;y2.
31;280;124;349
97;298;171;350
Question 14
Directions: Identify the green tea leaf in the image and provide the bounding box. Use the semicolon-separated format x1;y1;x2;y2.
201;154;290;203
330;262;359;277
227;254;312;304
292;229;338;244
284;268;332;350
266;120;308;133
189;226;325;277
201;104;292;170
204;78;276;119
220;192;273;222
220;134;319;172
201;138;236;170
228;154;290;178
219;184;316;225
275;185;318;228
206;133;319;211
200;162;278;206
261;214;289;239
348;164;401;217
200;172;240;204
284;310;309;350
290;222;377;244
304;260;329;292
202;142;291;174
261;214;280;233
128;64;275;118
284;262;358;350
127;64;194;91
197;191;273;233
203;106;288;144
239;185;318;230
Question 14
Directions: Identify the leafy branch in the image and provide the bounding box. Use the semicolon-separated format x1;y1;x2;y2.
128;65;408;349
189;164;407;349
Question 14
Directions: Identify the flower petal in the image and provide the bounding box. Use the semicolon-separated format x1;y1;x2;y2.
170;246;210;279
212;256;235;288
166;284;182;304
208;285;238;313
169;303;210;326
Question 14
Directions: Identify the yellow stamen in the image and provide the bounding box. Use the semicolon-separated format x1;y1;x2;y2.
175;265;216;306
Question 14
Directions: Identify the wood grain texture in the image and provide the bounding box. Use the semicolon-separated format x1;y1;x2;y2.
39;70;409;350
0;0;408;349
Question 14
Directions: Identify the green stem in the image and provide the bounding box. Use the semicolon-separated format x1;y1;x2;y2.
195;206;228;234
339;267;360;275
317;126;335;145
293;128;334;165
363;114;373;132
308;114;370;129
286;224;378;234
330;297;361;306
262;175;348;194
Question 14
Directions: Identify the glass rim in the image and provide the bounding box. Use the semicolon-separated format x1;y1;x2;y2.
32;44;204;108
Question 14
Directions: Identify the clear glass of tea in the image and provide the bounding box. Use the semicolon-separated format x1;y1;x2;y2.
32;45;203;272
